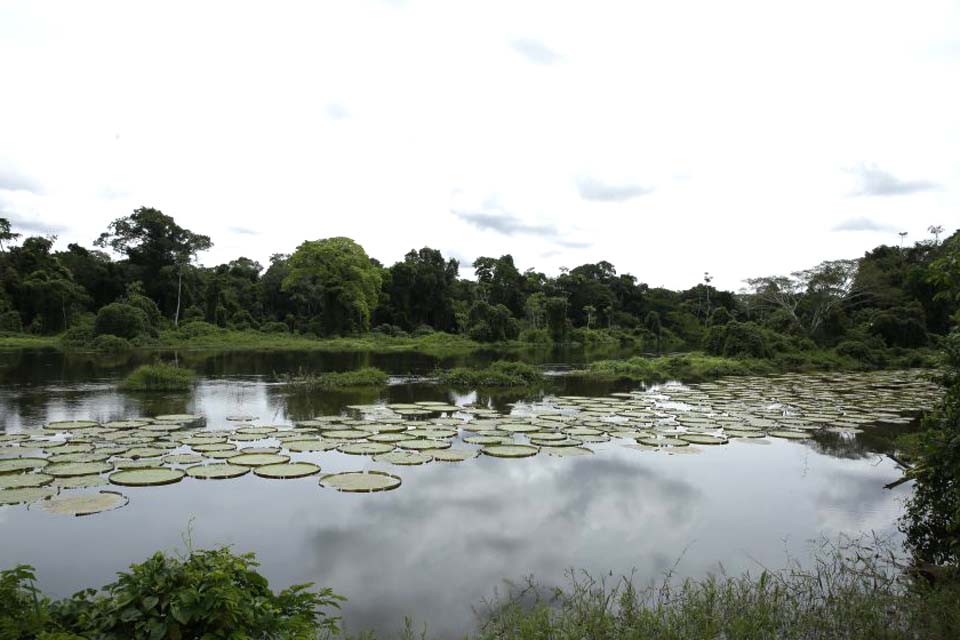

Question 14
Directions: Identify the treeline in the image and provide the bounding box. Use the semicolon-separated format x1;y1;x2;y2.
0;208;957;357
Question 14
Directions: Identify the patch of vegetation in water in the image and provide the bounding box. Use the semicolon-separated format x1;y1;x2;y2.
438;360;544;387
279;366;389;389
119;363;197;391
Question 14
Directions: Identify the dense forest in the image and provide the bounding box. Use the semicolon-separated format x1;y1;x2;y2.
0;207;957;361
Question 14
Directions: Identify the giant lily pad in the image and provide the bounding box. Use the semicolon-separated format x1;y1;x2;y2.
0;486;57;505
45;462;113;478
53;475;109;490
0;457;50;474
338;442;395;455
319;471;402;493
229;453;290;467
372;451;432;465
109;468;185;486
0;473;53;490
37;491;128;516
185;464;250;480
424;448;478;462
481;444;539;458
679;434;728;445
253;462;321;479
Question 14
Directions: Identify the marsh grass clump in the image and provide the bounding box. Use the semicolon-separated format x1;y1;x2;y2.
472;538;960;640
120;363;196;392
439;360;543;388
279;366;389;389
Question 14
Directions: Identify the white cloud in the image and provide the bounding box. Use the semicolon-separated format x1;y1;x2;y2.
0;0;957;289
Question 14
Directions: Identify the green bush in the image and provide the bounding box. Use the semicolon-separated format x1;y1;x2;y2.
120;363;196;391
61;315;96;348
0;310;23;333
176;320;223;338
261;320;289;334
230;309;258;331
1;548;342;639
279;367;389;389
91;334;132;353
439;360;543;387
705;321;772;359
94;303;148;340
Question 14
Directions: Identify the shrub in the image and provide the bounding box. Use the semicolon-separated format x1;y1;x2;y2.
705;321;772;359
439;360;543;387
260;320;289;334
91;334;132;353
872;311;929;348
372;323;408;337
176;320;222;338
1;548;342;639
0;310;23;333
229;309;258;331
120;363;196;391
61;315;96;348
412;324;435;337
94;303;147;340
279;367;388;389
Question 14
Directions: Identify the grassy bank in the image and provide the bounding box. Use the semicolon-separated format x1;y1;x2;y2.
279;366;389;390
570;348;940;385
0;333;61;349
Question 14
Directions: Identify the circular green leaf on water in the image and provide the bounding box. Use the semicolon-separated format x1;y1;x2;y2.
163;453;205;465
498;423;540;434
206;450;243;460
154;414;203;424
0;473;53;489
191;443;236;453
185;464;250;480
398;439;451;451
48;452;110;464
45;420;99;431
577;434;611;443
367;433;408;443
481;444;539;458
320;471;402;493
53;475;109;490
321;429;371;440
0;434;29;444
125;447;168;459
236;426;276;435
724;429;766;438
424;448;478;462
338;442;395;455
369;423;409;434
230;453;290;467
109;467;185;486
113;458;164;470
636;437;690;448
37;491;128;516
679;434;728;445
530;438;581;448
0;486;57;505
181;436;226;446
768;430;812;440
372;451;432;465
562;427;603;437
44;461;113;478
527;431;567;441
541;446;594;457
463;435;509;445
405;428;457;439
0;457;50;474
253;462;321;479
226;415;258;422
284;440;337;453
238;446;280;455
102;420;151;430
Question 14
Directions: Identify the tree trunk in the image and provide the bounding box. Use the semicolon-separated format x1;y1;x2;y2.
174;265;183;327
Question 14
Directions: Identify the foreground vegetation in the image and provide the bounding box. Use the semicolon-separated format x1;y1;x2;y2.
437;360;544;388
3;539;958;640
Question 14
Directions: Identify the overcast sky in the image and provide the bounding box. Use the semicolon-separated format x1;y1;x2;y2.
1;0;957;290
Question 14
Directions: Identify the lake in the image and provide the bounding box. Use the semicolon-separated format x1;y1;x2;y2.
0;349;932;637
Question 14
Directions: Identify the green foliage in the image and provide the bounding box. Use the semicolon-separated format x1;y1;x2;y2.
260;320;289;334
439;360;543;387
704;321;772;358
279;367;388;389
94;303;148;340
470;540;960;640
0;310;23;333
579;353;772;384
120;363;197;392
91;334;132;353
283;237;382;335
467;301;520;342
903;329;960;567
1;548;342;640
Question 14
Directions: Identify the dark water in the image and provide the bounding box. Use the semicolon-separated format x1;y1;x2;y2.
0;350;911;637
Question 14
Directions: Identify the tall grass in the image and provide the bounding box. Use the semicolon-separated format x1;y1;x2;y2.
119;363;196;391
279;367;389;389
438;361;544;387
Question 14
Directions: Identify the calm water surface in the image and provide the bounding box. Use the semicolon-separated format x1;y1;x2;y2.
0;350;911;637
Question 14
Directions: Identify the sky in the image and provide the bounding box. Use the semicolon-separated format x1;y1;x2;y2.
0;0;958;291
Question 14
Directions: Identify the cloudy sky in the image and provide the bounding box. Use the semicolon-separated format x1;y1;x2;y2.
0;1;957;290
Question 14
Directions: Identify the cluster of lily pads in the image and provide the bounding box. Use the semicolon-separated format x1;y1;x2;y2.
0;369;938;515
